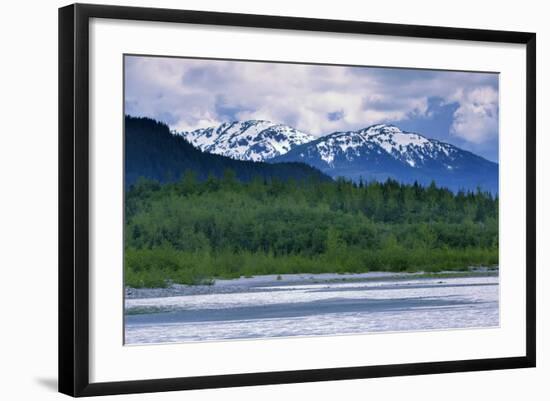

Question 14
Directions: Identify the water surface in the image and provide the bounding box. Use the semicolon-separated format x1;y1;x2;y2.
125;273;499;344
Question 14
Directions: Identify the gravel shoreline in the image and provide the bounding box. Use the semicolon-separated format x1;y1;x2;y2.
125;268;498;299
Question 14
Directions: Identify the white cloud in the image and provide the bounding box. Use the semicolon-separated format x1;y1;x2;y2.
449;86;499;144
125;56;499;144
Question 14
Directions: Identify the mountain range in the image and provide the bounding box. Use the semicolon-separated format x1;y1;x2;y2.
180;120;498;193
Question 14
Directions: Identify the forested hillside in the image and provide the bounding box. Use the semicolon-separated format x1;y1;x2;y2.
124;174;498;287
125;116;330;186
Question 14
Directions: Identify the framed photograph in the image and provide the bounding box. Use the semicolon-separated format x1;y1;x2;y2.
59;3;536;397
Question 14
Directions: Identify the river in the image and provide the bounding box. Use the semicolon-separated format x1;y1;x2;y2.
124;272;499;345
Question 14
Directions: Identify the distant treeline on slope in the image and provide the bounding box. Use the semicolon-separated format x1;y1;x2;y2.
125;116;331;186
124;174;499;287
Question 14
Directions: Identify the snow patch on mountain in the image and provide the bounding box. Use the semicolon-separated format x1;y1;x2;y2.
178;120;315;162
310;124;459;169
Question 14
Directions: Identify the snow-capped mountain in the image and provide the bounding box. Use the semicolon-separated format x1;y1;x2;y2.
278;124;459;168
272;124;498;193
178;120;315;162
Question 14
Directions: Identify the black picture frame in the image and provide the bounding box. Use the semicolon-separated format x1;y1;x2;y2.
59;3;536;397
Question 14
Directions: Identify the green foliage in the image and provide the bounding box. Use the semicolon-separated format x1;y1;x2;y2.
124;173;498;287
125;247;215;287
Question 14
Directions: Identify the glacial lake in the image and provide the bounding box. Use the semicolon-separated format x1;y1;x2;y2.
124;272;499;345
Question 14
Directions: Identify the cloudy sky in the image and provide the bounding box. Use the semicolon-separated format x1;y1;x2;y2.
125;55;499;162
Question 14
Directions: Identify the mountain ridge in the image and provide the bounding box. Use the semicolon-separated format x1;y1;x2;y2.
125;116;331;187
178;120;314;162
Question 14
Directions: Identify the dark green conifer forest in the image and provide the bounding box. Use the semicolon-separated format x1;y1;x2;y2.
124;172;498;287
